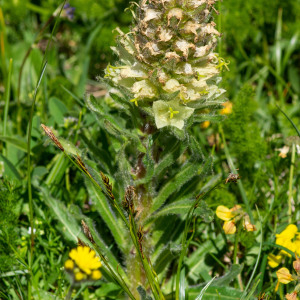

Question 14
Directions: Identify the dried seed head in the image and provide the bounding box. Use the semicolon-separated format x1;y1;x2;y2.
81;220;95;244
41;124;64;151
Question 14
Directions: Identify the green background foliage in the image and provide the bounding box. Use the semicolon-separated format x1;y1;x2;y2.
0;0;299;299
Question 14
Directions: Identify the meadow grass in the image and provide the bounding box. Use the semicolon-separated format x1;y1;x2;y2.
0;0;299;299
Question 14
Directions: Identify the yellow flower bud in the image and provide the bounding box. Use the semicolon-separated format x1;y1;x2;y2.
64;259;74;270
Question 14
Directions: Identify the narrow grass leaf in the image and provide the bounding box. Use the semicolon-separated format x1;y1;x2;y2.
195;277;216;300
85;180;127;252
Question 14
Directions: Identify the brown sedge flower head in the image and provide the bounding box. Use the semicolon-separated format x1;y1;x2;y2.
64;246;102;282
104;0;227;130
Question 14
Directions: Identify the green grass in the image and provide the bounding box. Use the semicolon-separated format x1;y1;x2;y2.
0;0;300;299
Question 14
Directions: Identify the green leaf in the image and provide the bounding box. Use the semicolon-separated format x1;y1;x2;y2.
179;268;186;300
0;153;21;180
188;286;244;300
186;235;224;282
137;286;153;300
151;162;201;213
153;142;186;178
48;97;68;125
0;136;30;153
151;200;214;223
195;277;216;300
193;114;225;124
211;264;244;287
153;243;181;275
85;180;127;252
88;95;146;153
95;282;122;298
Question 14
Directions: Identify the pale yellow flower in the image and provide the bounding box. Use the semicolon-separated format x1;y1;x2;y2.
276;267;295;284
223;220;236;234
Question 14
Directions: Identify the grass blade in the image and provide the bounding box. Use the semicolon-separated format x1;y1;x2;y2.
195;277;216;300
3;58;13;145
276;104;300;137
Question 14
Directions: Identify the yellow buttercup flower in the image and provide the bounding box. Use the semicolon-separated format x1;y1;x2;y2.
276;267;295;284
65;246;102;282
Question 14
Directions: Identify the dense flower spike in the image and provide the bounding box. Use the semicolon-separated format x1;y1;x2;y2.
105;0;226;130
64;246;102;282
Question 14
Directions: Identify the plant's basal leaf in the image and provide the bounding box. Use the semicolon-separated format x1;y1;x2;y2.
188;286;244;300
186;235;224;282
211;264;244;287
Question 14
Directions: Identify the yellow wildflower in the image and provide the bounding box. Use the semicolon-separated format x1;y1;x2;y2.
65;246;102;282
216;205;255;235
201;121;210;129
69;246;101;275
223;220;236;234
268;224;300;268
220;101;232;115
268;253;284;269
276;224;300;256
276;267;295;284
216;205;236;221
64;259;74;270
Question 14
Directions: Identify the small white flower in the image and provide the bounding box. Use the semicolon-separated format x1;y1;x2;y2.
28;227;36;234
